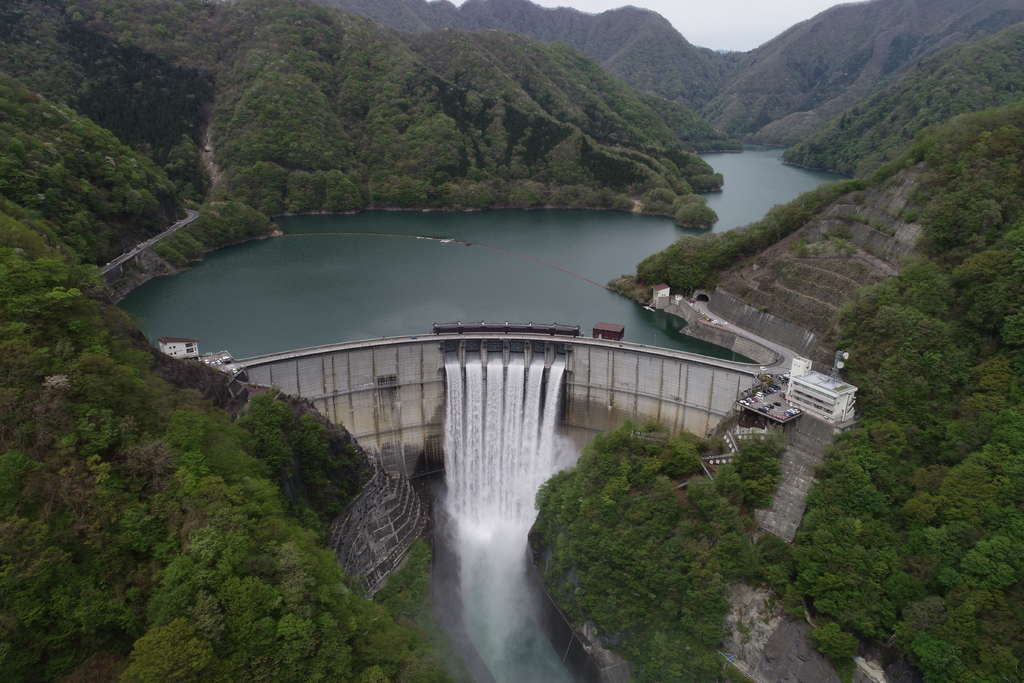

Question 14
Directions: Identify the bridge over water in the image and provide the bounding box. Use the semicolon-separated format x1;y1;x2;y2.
233;333;759;478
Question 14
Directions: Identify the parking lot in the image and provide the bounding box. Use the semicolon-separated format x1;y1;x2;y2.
736;373;803;424
202;350;234;369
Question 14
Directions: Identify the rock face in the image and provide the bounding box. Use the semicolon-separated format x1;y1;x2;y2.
721;584;786;663
525;552;632;683
760;620;842;683
106;245;180;302
723;585;842;683
328;459;429;596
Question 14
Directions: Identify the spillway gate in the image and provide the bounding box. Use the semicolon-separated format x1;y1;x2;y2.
237;334;756;478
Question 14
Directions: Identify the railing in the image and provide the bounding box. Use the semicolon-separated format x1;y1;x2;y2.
717;651;774;683
433;321;581;337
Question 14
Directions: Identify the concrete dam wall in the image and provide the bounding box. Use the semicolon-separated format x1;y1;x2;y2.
238;334;757;478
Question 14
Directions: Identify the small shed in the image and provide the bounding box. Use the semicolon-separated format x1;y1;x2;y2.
653;283;670;309
592;322;625;341
158;336;199;359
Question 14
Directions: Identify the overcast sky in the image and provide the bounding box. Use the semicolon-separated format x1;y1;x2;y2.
454;0;857;52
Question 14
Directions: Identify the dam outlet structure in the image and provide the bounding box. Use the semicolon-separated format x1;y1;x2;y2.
234;332;758;682
236;333;757;480
443;352;574;680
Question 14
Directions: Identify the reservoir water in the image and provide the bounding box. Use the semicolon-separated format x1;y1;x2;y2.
700;144;847;232
120;145;843;359
118;144;845;683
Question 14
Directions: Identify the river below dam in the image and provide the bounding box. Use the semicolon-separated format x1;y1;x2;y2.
119;144;844;683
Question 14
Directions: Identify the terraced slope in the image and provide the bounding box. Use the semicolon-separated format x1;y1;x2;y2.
714;166;923;362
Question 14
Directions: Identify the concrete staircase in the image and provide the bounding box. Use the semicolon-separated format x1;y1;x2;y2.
755;416;837;543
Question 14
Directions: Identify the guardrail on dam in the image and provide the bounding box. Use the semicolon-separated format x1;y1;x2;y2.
236;335;757;477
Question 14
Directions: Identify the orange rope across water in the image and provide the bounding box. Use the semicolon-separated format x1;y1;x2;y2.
281;232;614;290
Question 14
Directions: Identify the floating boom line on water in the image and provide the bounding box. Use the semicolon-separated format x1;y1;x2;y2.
280;231;614;290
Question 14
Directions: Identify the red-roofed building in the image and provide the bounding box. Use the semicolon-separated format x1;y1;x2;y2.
592;322;625;341
158;337;199;359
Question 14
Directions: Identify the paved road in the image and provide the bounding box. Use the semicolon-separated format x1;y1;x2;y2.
689;298;797;373
100;209;200;275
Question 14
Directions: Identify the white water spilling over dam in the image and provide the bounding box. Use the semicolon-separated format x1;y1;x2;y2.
443;353;573;681
235;334;756;479
234;334;759;681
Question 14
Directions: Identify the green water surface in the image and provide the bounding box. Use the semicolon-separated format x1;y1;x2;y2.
119;147;844;360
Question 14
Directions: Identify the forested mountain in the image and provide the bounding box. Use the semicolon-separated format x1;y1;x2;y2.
784;22;1024;176
615;100;1024;682
0;0;213;200
0;80;182;264
0;247;456;682
703;0;1024;144
314;0;736;112
6;0;1024;681
320;0;1024;151
0;78;460;683
0;0;731;224
533;426;790;682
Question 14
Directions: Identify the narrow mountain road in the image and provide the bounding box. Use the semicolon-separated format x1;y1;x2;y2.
690;298;797;372
100;209;200;275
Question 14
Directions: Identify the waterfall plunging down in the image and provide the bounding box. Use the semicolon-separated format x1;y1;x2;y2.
443;353;574;682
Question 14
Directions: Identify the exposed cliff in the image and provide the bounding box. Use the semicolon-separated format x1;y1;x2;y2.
709;165;922;363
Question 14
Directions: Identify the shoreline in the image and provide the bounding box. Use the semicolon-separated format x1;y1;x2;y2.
108;191;724;302
105;228;284;303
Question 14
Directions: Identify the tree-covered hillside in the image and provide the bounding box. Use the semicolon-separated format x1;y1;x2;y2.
784;22;1024;176
4;0;733;222
701;0;1024;144
788;104;1024;683
321;0;1024;156
614;102;1024;682
315;0;737;112
532;424;790;682
0;0;213;201
0;79;182;265
0;178;454;681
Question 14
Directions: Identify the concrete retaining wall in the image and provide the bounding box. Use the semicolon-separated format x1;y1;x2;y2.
238;335;758;477
328;459;429;597
708;289;819;357
662;301;780;366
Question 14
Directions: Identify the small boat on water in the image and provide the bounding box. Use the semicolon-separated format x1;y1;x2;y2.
644;305;655;312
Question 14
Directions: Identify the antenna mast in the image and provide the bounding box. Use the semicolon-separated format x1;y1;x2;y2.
830;350;849;381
